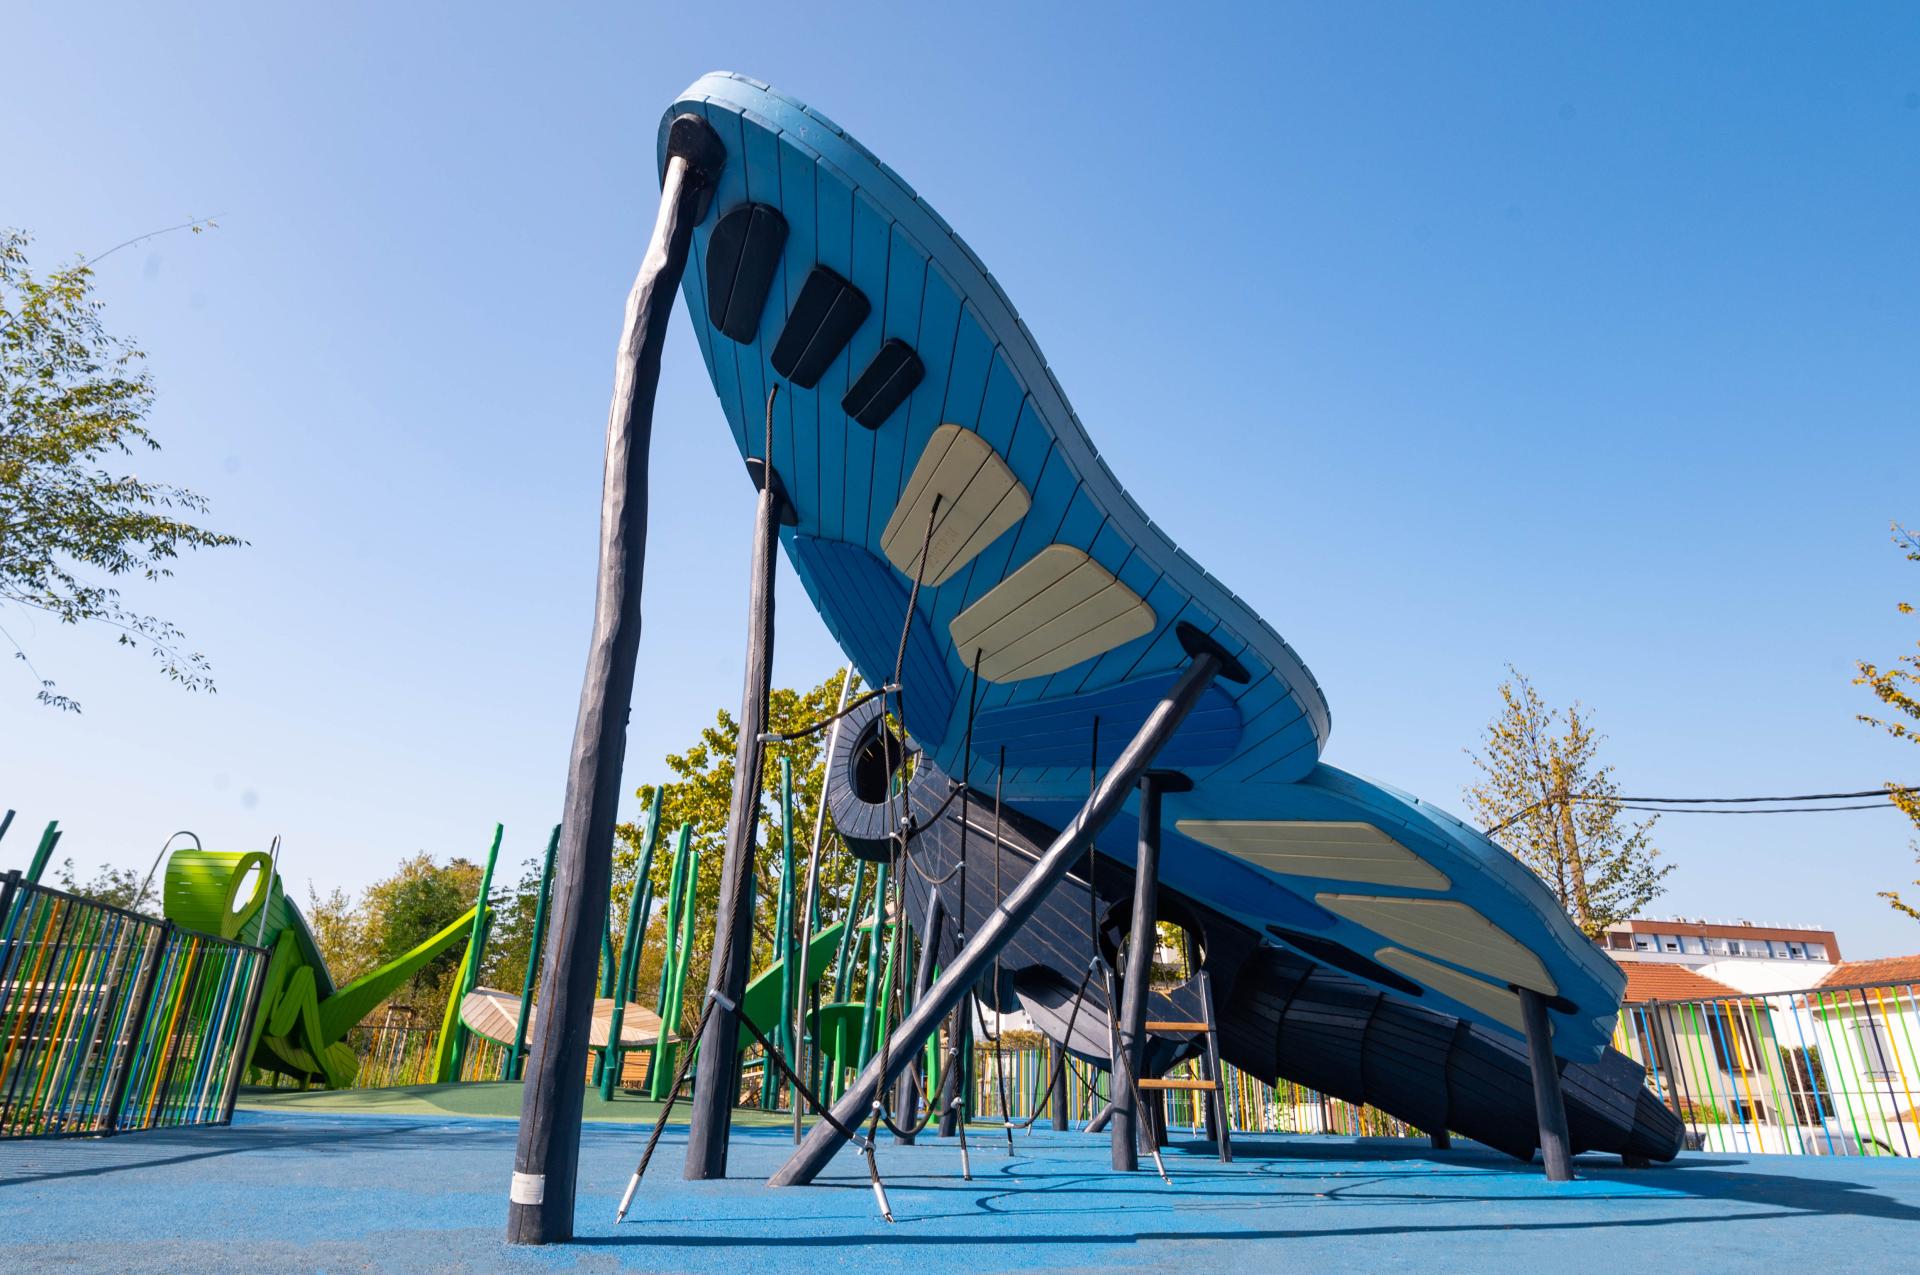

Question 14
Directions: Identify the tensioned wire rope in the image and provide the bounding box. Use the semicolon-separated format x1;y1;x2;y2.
1485;786;1918;834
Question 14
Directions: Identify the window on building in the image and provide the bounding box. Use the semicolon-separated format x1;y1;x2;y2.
1707;938;1733;956
1633;934;1657;952
1708;1009;1761;1074
1682;935;1707;955
1855;1022;1898;1078
1786;942;1806;960
1631;1009;1677;1093
1661;935;1682;953
1807;944;1828;961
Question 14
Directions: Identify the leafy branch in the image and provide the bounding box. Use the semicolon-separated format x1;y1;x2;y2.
0;226;243;711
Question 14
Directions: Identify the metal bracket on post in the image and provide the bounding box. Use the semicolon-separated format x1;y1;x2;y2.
1518;985;1574;1182
769;641;1238;1188
505;111;726;1246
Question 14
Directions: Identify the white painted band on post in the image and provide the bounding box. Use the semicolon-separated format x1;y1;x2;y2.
509;1172;546;1205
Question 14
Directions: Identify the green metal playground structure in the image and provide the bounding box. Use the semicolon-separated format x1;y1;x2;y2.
1;789;891;1136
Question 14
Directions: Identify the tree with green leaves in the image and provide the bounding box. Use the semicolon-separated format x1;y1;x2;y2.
357;852;484;1010
306;882;375;987
1855;523;1920;921
1;227;242;711
1463;666;1670;936
613;668;869;1035
53;857;143;908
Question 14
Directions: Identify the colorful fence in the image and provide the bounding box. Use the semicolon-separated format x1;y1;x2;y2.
1613;978;1920;1157
248;1020;518;1091
0;871;268;1139
967;1046;1415;1139
207;943;1920;1163
967;979;1920;1155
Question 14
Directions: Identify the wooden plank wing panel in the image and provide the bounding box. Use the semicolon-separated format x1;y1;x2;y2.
879;424;1028;586
1177;821;1452;891
1376;948;1529;1033
950;545;1155;683
1320;895;1556;994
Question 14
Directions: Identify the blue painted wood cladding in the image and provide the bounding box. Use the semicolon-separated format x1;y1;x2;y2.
657;74;1636;1072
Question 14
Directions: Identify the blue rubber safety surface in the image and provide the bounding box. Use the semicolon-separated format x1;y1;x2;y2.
5;1112;1920;1273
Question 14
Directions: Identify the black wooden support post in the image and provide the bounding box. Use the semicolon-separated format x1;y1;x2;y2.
1112;770;1185;1170
1429;1130;1451;1150
937;997;970;1138
684;397;795;1178
1050;1044;1070;1130
506;114;724;1245
1518;986;1574;1182
770;650;1228;1187
894;891;945;1144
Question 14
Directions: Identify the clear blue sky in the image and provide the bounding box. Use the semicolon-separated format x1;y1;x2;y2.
5;3;1918;958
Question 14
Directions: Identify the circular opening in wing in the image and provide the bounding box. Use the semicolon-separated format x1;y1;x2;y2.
1101;896;1207;981
849;717;898;806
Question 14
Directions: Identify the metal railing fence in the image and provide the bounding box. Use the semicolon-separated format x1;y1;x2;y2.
966;1047;1416;1138
0;871;268;1138
247;1019;511;1090
208;947;1920;1162
1613;978;1920;1156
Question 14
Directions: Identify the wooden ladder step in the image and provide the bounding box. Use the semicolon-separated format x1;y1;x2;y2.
1144;1020;1210;1033
1137;1077;1217;1091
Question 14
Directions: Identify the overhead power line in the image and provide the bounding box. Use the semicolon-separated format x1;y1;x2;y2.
1613;801;1897;815
1607;787;1916;805
1483;785;1916;835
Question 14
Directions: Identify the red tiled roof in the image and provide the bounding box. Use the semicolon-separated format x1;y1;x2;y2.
1818;955;1920;988
1615;962;1741;1003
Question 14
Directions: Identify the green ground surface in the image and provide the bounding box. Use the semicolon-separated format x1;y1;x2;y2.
234;1081;802;1126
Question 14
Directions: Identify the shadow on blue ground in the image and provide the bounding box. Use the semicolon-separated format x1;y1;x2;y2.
4;1114;1919;1273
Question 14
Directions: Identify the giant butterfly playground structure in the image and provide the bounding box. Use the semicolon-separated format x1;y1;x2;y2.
501;72;1684;1246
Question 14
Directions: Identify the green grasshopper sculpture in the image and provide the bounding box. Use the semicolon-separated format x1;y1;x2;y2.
163;849;476;1088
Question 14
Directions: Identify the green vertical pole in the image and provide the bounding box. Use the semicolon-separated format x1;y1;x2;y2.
857;861;889;1066
655;823;692;1011
598;913;618;996
601;790;664;1101
648;823;690;1100
590;891;615;1085
648;828;698;1099
668;844;701;1029
769;757;796;1110
26;821;60;885
922;966;939;1097
434;823;503;1083
873;909;902;1064
505;825;559;1081
833;859;867;1002
0;809;14;845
